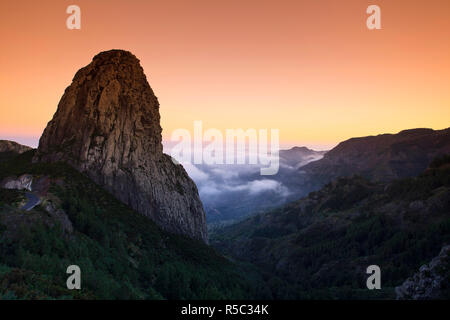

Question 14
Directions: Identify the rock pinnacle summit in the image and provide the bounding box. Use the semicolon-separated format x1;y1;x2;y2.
34;50;207;242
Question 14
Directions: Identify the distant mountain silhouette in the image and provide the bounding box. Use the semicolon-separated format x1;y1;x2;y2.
0;140;31;161
298;128;450;192
198;146;327;226
279;147;327;169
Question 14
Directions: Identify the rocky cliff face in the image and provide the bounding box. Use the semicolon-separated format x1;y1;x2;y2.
1;174;33;191
396;245;450;300
33;50;207;242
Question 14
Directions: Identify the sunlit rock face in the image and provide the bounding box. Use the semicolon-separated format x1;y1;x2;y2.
34;50;207;243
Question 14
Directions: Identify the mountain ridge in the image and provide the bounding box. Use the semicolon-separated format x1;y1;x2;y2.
0;140;32;157
297;127;450;193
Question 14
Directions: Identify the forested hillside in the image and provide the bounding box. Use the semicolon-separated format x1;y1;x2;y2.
0;150;263;299
211;155;450;299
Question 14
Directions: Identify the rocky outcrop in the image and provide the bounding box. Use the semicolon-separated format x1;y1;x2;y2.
0;140;32;154
396;245;450;300
0;194;73;239
42;199;74;234
1;174;33;191
33;49;207;242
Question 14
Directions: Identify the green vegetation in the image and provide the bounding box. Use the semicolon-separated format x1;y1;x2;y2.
0;151;263;299
0;189;25;207
1;150;449;299
0;151;20;163
212;157;450;299
430;154;450;169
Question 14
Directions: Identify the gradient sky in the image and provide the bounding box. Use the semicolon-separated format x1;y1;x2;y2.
1;0;449;150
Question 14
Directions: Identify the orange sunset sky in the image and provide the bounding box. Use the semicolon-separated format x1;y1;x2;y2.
0;0;449;150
